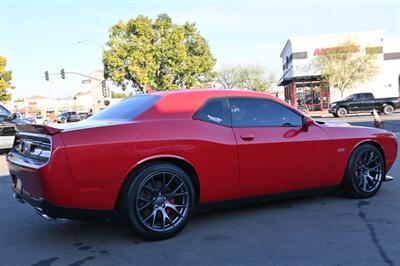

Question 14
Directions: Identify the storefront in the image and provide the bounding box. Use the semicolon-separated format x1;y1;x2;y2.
283;78;330;112
278;31;400;111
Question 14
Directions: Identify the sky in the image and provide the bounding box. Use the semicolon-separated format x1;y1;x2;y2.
0;0;399;99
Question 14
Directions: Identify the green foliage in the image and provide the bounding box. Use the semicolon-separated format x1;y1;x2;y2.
0;56;14;102
111;91;128;98
218;65;276;92
314;39;379;99
103;14;216;91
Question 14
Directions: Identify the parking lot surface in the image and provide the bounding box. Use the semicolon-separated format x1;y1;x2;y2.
0;126;399;266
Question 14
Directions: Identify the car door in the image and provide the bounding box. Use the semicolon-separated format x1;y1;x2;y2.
359;93;375;112
229;97;333;198
348;94;363;113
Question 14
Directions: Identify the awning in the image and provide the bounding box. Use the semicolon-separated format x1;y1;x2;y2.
277;75;322;86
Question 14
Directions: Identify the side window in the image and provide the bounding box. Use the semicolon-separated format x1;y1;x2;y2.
229;98;302;127
353;94;362;101
194;98;230;126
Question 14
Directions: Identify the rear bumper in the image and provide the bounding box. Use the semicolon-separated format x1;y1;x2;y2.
13;186;113;220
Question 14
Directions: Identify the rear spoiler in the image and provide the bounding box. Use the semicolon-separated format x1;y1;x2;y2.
16;124;62;135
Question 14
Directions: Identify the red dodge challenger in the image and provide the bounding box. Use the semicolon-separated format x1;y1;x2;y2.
7;89;398;240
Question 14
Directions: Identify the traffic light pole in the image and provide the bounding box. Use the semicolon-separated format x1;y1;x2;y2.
44;69;110;98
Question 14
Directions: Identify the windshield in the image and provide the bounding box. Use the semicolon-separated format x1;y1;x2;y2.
0;105;11;117
88;95;161;122
343;95;353;101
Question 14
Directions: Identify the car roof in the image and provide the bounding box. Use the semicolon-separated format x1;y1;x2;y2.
139;89;285;120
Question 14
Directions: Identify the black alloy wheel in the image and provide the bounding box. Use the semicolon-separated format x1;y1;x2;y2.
342;144;385;198
122;162;196;240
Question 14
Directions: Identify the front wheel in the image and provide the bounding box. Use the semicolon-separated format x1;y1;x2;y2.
383;105;394;115
122;162;196;240
336;107;347;117
342;144;385;198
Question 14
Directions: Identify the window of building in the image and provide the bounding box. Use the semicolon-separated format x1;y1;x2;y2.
384;52;400;60
292;52;308;60
229;98;302;128
365;47;383;54
193;98;230;127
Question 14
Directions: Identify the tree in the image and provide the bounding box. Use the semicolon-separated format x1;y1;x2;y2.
314;39;379;99
103;14;216;91
0;56;15;102
218;65;276;92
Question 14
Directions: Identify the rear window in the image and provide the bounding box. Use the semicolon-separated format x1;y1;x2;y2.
88;95;161;121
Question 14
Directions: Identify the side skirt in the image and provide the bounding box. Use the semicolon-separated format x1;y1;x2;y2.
196;186;338;213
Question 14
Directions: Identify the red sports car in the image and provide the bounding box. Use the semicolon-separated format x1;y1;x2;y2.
8;89;398;240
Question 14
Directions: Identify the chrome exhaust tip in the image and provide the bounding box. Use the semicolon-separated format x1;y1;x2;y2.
34;207;56;220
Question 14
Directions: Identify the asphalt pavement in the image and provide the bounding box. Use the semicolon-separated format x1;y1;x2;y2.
0;118;399;266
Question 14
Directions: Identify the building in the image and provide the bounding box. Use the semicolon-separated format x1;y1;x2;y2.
278;30;400;111
23;95;52;116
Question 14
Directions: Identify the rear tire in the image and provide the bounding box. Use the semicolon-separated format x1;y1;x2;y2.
336;107;347;117
383;105;394;115
121;162;196;240
342;144;385;198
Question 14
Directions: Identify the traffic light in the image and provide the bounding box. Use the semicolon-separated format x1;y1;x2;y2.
45;71;49;81
60;69;65;79
101;80;107;97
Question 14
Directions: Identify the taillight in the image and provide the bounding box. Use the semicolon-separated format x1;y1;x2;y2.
13;133;52;163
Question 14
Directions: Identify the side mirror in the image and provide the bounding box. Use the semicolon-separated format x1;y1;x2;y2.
12;113;18;119
302;116;313;131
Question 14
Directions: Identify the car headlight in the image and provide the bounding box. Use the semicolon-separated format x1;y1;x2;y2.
330;103;337;108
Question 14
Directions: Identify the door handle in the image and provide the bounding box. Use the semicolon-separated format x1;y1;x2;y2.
240;134;254;141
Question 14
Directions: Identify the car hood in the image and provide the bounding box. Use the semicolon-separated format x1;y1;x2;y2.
315;120;352;127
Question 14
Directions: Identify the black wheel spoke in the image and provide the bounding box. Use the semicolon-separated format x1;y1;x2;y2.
138;196;150;203
167;182;184;198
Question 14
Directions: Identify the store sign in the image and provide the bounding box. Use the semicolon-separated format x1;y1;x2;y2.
314;45;360;56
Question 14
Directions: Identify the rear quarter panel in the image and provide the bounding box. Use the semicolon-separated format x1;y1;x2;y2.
60;120;240;207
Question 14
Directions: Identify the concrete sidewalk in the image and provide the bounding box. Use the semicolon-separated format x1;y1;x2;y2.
309;110;400;119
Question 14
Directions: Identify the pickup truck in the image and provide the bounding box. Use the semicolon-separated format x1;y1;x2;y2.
0;105;33;150
329;92;400;117
56;111;80;123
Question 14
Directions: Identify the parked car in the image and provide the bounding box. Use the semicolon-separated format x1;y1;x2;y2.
329;92;400;117
8;90;398;240
56;112;79;123
77;112;92;121
34;115;50;125
0;106;32;150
